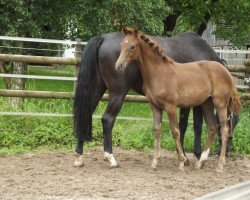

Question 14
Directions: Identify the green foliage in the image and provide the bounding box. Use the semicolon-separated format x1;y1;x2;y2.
0;115;75;153
0;0;71;39
0;0;249;47
233;105;250;154
168;0;250;47
70;0;170;39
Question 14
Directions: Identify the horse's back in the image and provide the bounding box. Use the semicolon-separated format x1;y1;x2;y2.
158;32;221;63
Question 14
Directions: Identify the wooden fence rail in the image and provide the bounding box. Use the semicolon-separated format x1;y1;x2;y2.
0;89;249;101
0;54;80;65
0;54;250;73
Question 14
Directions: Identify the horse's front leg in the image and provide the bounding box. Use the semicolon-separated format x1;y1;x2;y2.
102;92;127;168
166;105;187;171
150;105;163;169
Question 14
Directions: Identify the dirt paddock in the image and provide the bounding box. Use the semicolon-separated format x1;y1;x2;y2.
0;147;249;200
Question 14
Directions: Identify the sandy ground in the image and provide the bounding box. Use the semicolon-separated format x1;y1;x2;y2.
0;147;249;200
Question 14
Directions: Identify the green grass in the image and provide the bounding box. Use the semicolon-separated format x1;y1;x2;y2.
0;66;249;155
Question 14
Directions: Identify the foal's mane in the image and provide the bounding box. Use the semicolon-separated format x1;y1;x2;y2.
139;34;174;63
123;26;173;63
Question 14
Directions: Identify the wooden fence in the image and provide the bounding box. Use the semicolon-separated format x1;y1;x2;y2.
0;35;250;119
0;54;250;103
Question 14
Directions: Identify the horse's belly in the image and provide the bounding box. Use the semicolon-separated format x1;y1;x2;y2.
177;90;210;107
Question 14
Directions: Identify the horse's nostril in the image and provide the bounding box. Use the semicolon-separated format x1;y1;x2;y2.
115;63;122;71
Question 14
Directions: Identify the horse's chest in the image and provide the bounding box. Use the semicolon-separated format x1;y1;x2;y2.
144;88;170;108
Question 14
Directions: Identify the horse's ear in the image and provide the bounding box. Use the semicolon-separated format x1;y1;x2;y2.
134;27;139;37
122;25;129;35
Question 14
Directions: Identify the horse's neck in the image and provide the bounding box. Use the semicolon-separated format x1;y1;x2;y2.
138;43;173;86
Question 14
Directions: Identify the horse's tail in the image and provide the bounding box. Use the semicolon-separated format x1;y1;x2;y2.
228;86;241;114
73;36;104;142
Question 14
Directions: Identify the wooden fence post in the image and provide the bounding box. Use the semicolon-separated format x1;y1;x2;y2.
74;38;82;91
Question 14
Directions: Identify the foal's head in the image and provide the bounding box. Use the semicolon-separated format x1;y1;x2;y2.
116;26;173;72
115;26;140;72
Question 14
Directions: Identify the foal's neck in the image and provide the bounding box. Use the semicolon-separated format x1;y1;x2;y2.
137;39;174;83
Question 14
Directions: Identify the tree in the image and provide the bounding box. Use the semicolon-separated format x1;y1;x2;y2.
0;0;74;106
68;0;170;40
163;0;250;47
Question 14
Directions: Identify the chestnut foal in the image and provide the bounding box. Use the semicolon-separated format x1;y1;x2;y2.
115;27;241;172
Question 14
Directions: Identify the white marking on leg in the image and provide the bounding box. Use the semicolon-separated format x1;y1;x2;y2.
179;161;185;171
74;155;84;167
104;152;119;168
200;148;210;161
151;158;158;169
103;152;109;161
195;148;210;169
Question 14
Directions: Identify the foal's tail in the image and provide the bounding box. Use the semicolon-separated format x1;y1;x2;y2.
228;86;241;114
73;36;104;143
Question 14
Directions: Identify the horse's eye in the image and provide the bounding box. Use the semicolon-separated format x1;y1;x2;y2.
130;45;136;50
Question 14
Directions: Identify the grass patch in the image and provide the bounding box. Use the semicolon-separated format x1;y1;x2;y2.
0;66;249;155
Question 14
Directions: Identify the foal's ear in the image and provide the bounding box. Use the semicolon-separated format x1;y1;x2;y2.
122;25;129;35
134;27;139;37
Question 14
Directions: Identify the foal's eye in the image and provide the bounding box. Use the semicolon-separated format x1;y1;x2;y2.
130;45;136;50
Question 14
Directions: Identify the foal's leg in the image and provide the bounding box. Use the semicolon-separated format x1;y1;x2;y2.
195;100;217;169
216;107;229;172
151;105;163;169
166;105;187;171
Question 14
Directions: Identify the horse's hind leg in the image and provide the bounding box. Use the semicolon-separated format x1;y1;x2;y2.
193;106;203;159
215;106;229;172
166;105;187;171
179;108;190;155
195;99;217;169
151;105;163;169
74;79;106;167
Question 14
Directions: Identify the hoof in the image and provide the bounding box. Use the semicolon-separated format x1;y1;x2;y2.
109;163;120;169
151;160;158;169
216;168;223;173
195;161;202;170
104;152;119;168
178;165;185;171
216;164;224;173
179;161;185;171
74;155;84;167
184;158;190;166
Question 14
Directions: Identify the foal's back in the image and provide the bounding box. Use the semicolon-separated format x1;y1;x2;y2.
168;60;234;107
175;60;233;86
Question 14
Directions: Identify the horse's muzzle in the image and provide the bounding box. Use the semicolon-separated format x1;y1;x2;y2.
115;62;128;72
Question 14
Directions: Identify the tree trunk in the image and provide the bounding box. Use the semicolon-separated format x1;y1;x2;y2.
196;0;219;36
9;62;27;108
163;13;180;37
0;61;11;89
196;12;211;36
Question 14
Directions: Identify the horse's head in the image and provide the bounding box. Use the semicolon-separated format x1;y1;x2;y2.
115;26;140;72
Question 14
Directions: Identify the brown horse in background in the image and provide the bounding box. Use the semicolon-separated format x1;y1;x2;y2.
115;26;241;172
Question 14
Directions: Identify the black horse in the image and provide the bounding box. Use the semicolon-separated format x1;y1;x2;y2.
73;31;226;167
